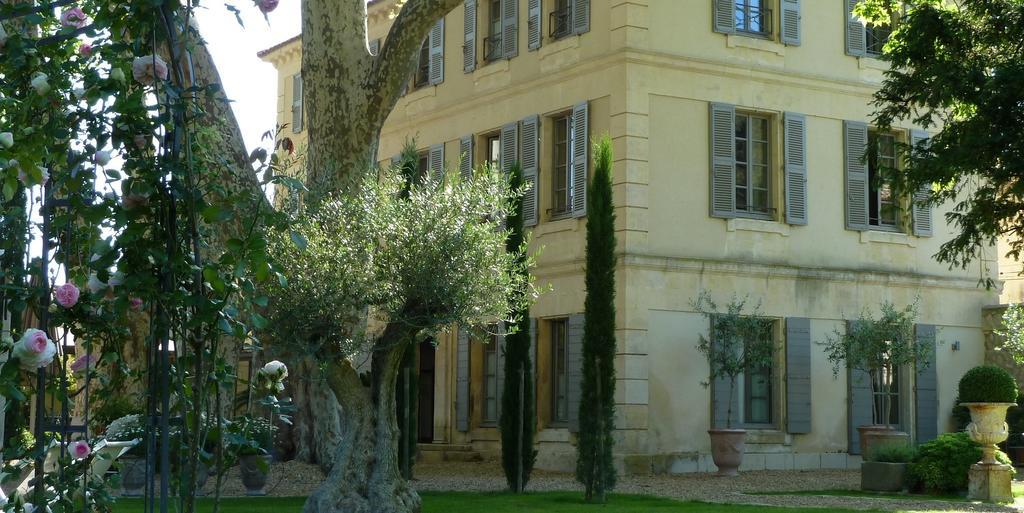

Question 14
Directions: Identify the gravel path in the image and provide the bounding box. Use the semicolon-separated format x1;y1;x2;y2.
206;460;1024;512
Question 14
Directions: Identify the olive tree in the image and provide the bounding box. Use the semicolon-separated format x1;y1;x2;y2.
264;164;533;513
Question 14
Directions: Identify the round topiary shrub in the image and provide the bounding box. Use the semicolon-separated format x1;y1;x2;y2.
908;432;1014;493
958;365;1018;403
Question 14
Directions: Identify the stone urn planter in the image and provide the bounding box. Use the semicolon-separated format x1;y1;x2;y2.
119;456;147;497
708;429;746;477
239;454;272;496
963;402;1015;503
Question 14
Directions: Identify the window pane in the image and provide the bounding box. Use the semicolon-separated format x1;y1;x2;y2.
752;166;768;188
734;114;747;139
551;320;569;424
751;117;768;142
752;189;768;212
735;164;748;186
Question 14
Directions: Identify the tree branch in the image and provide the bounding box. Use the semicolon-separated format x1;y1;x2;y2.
369;0;463;128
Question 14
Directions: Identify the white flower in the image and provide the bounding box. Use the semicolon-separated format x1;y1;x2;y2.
86;273;107;294
14;328;57;370
30;73;50;95
132;55;169;85
95;150;111;166
0;132;12;148
261;360;288;380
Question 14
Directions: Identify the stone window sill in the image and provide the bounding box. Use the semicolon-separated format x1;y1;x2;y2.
726;218;790;237
474;58;509;79
859;229;916;247
726;33;785;57
858;55;890;71
539;34;580;60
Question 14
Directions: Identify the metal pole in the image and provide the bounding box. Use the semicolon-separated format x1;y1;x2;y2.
33;184;53;508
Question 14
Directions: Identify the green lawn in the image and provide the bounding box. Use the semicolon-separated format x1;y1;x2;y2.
112;492;886;513
753;481;1024;503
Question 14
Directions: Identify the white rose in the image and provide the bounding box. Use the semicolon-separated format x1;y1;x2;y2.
262;360;288;380
95;150;111;166
87;273;107;294
0;132;12;148
30;73;50;95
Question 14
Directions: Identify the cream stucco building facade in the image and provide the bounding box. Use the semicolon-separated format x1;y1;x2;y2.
259;0;1002;474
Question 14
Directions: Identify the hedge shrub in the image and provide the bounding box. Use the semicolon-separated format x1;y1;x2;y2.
958;365;1018;403
909;432;1013;492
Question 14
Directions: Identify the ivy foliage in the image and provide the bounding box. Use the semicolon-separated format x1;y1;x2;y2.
855;0;1024;273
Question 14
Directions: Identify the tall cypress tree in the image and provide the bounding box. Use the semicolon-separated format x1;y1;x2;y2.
499;163;537;492
575;137;617;503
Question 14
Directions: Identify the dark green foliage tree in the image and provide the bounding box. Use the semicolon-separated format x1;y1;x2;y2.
499;163;537;493
576;137;617;503
395;141;424;480
856;0;1024;274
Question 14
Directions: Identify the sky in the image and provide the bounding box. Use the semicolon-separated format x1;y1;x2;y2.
194;2;302;155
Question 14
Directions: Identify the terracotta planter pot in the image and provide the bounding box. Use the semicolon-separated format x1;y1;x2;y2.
708;429;746;477
239;454;272;496
856;425;896;457
963;402;1015;465
863;429;910;460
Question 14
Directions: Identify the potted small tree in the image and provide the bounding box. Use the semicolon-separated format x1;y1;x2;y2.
226;416;277;496
103;414;147;497
822;301;932;462
694;292;776;477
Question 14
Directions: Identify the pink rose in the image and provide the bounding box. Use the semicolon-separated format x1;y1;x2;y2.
132;55;169;85
14;329;56;370
79;42;93;57
55;283;80;308
69;440;91;459
60;7;88;29
71;353;99;374
23;330;48;354
129;297;144;311
256;0;279;14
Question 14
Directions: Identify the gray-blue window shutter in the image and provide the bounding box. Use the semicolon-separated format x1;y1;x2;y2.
845;0;866;57
844;120;869;231
572;0;590;35
710;315;741;429
456;329;471;432
502;0;518;59
429;19;445;85
915;324;938;444
460;135;474;180
495;324;506;421
429;143;445;182
784;112;808;225
847;322;872;454
464;0;477;72
500;122;518;174
910;130;933;237
780;0;801;46
291;73;303;133
521;115;540;227
785;317;812;434
571;101;589;218
567;313;585;433
712;0;735;34
528;0;542;50
709;102;736;218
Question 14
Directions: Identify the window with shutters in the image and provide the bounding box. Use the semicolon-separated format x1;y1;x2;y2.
550;318;569;426
734;112;773;219
484;0;503;62
550;0;572;40
872;365;902;428
865;23;891;56
868;131;901;230
413;38;431;89
742;319;777;427
552;114;571;217
734;0;772;36
486;134;501;168
417;151;430;179
482;334;499;425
